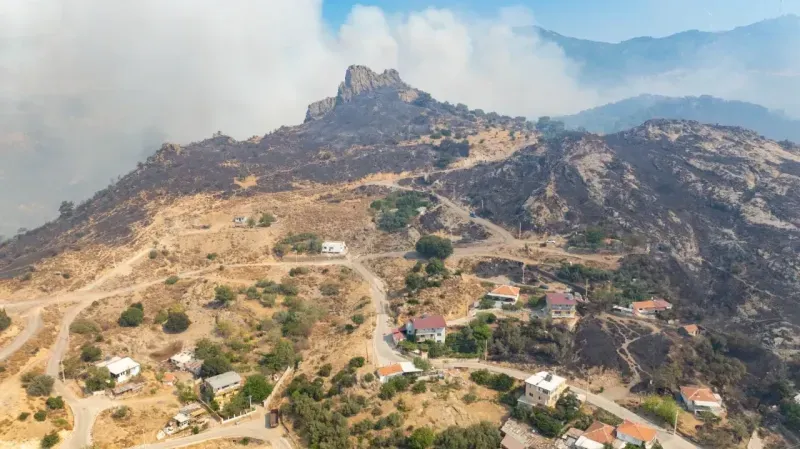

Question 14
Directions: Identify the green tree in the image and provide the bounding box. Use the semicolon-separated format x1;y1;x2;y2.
41;431;60;448
58;201;74;218
0;308;10;332
200;355;233;378
84;366;112;392
80;344;102;362
34;410;47;421
118;307;144;327
405;272;426;291
408;427;436;449
425;258;447;276
317;363;333;377
25;374;54;397
214;285;236;304
261;339;296;371
585;227;605;246
258;212;276;227
241;374;274;402
413;357;431;371
46;396;65;410
349;357;366;369
164;311;191;333
415;235;454;259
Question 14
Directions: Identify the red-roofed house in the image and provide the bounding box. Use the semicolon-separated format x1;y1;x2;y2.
488;285;521;304
616;420;657;448
406;315;447;343
545;293;577;319
681;386;724;415
631;298;672;317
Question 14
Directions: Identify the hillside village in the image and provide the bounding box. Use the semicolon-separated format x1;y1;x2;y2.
0;64;798;449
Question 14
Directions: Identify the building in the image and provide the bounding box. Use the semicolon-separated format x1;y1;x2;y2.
631;298;672;317
390;329;406;345
162;372;177;386
518;371;568;408
615;420;657;449
232;216;248;227
170;351;196;369
204;371;242;404
500;418;544;449
406;315;447;343
487;285;521;304
680;386;724;415
321;241;348;254
574;421;617;449
96;357;141;384
545;293;577;319
377;362;422;383
680;324;700;337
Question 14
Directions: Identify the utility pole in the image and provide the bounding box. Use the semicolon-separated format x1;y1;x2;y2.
673;409;679;434
521;264;526;284
60;359;65;383
518;222;522;239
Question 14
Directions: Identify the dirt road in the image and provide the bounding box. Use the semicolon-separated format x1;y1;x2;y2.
0;307;42;362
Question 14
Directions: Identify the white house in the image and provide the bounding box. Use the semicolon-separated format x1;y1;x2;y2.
487;285;521;304
170;351;195;369
518;371;568;408
405;315;447;343
232;216;248;227
321;241;348;254
680;386;724;415
615;420;657;449
376;362;422;383
97;357;141;384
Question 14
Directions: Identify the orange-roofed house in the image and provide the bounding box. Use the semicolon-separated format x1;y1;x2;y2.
631;298;672;317
681;386;724;415
488;285;521;304
680;324;700;337
582;421;616;444
377;362;422;384
615;420;657;448
162;372;177;386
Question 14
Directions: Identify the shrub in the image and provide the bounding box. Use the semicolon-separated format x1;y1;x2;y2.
149;249;158;259
462;392;479;404
18;412;29;421
165;275;180;285
258;212;276;227
241;374;274;402
25;374;54;397
289;267;309;277
408;427;436;449
164;311;191;333
415;235;453;259
111;406;130;420
34;410;47;421
46;396;65;410
412;382;427;394
351;314;365;325
70;318;99;335
279;283;299;296
348;357;365;369
413;357;431;371
319;283;340;297
154;309;169;324
317;364;333;377
118;307;144;327
215;285;236;304
0;308;10;331
41;431;60;448
207;253;218;260
362;373;375;383
200;355;233;378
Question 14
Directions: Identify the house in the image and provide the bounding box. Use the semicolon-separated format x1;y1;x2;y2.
232;216;248;227
615;420;657;449
631;298;672;317
321;241;348;254
406;314;447;343
574;421;617;449
518;371;568;408
500;418;545;449
390;329;406;345
545;293;577;319
488;285;521;304
165;403;205;434
561;427;586;448
377;362;422;383
184;360;203;377
162;372;177;386
204;371;242;404
680;324;700;337
680;386;724;415
170;351;196;370
97;356;141;384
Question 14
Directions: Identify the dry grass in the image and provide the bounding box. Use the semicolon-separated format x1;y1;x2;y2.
93;398;181;448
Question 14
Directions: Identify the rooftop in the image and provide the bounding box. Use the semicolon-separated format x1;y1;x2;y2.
105;357;140;375
411;314;446;330
616;420;657;443
377;364;404;377
489;285;521;298
582;421;616;444
682;324;699;334
631;298;672;310
681;386;720;403
524;371;566;392
205;371;242;390
546;293;577;306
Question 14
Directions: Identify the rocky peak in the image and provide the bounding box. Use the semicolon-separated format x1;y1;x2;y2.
304;65;411;122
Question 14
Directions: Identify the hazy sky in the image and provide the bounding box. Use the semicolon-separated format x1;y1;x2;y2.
324;0;800;42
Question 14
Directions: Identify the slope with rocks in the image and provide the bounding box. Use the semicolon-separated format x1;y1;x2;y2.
417;120;800;342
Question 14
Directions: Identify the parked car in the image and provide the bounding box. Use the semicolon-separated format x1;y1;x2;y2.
539;284;549;290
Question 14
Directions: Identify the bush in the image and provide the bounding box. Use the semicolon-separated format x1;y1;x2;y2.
362;373;375;383
154;309;169;324
348;357;365;369
317;363;333;377
34;410;47;421
149;249;158;259
642;395;679;426
408;427;436;449
413;357;431;371
412;381;427;394
41;431;60;448
80;344;102;362
118;307;144;327
164;311;191;333
351;314;365;325
289;267;309;277
0;308;10;331
112;406;130;420
462;392;479;404
18;412;29;421
415;235;453;259
319;283;340;297
200;355;233;378
46;396;65;410
25;374;54;397
165;275;180;285
215;285;236;304
241;374;274;402
258;212;276;227
70;318;99;334
207;253;218;260
279;283;299;296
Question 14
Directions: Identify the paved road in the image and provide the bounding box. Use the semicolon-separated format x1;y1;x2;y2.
433;360;699;449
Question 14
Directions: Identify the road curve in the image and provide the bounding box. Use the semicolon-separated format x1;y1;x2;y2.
0;307;43;362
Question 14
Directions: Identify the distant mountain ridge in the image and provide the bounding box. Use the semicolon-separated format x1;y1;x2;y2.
558;94;800;142
535;15;800;84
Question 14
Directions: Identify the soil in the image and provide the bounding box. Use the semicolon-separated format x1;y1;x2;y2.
93;398;181;448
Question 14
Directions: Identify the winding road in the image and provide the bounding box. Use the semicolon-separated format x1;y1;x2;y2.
0;181;695;449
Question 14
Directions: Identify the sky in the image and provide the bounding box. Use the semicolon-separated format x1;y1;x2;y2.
323;0;800;42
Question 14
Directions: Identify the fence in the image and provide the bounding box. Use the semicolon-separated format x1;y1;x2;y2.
263;367;293;409
219;406;257;424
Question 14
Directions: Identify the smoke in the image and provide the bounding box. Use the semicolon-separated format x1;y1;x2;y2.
0;0;796;236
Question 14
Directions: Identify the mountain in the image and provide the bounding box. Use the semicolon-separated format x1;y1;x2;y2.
536;15;800;85
413;120;800;335
558;94;800;142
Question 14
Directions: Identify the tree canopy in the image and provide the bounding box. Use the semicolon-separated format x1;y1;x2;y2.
416;235;454;259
